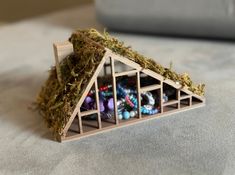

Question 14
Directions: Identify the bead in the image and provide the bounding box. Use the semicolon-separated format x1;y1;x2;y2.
83;96;95;109
99;99;105;112
106;112;113;119
143;104;153;110
99;85;112;92
118;114;123;120
107;98;114;110
85;96;93;104
123;111;130;120
130;111;136;118
125;96;134;107
141;106;158;115
142;92;155;106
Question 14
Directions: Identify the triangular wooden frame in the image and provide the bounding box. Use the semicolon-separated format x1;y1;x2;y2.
53;41;205;142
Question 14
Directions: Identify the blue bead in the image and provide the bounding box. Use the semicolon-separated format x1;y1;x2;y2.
123;111;130;120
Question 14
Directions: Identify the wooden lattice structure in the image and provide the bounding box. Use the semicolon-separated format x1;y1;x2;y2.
53;41;205;142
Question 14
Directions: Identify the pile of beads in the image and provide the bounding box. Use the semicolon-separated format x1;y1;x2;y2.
117;83;159;119
82;79;160;120
82;85;114;120
87;85;112;96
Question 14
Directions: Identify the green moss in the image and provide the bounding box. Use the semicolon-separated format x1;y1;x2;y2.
36;28;205;136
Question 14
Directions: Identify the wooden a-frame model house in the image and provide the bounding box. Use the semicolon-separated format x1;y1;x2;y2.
52;40;205;142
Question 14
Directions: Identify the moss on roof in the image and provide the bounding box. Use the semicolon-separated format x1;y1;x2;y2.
36;29;205;136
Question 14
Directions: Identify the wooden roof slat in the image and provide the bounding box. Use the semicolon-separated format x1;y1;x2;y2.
80;110;98;117
140;84;161;92
163;99;179;106
115;69;138;77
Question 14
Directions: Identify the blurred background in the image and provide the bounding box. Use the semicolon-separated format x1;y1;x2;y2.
0;0;91;24
1;0;235;39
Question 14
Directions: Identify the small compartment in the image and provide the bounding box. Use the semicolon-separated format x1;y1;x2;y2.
114;59;135;73
80;84;97;112
192;97;203;105
163;103;178;112
81;114;99;133
163;83;177;103
66;115;80;137
141;89;161;117
98;72;116;126
180;98;190;108
180;91;189;98
66;113;100;136
116;74;140;121
140;72;160;87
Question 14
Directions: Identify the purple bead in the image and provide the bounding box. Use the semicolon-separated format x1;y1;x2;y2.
107;98;114;111
83;96;93;109
85;96;93;104
99;99;105;112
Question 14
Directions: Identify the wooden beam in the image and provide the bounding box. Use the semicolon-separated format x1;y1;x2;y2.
140;84;161;92
95;79;102;129
141;69;164;81
80;110;98;117
163;99;179;106
115;69;138;77
111;57;119;125
78;109;83;134
160;81;163;113
180;87;193;95
177;89;180;109
180;95;191;100
163;79;181;89
107;49;142;71
53;41;73;85
189;96;192;106
136;71;141;119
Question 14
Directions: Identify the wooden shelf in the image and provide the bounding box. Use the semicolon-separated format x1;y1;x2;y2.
62;102;205;142
180;95;191;100
80;110;98;117
163;99;179;106
119;117;139;124
140;84;161;92
53;41;206;143
115;69;138;77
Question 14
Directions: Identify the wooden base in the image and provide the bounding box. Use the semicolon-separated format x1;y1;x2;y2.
60;102;205;142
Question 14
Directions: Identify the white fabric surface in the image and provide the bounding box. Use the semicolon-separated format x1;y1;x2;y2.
0;4;234;175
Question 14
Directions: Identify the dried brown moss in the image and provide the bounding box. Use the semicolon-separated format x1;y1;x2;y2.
37;36;105;135
37;28;205;136
71;29;205;93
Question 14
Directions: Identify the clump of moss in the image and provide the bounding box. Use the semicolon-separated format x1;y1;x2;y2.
37;34;105;136
37;28;205;136
70;29;205;94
